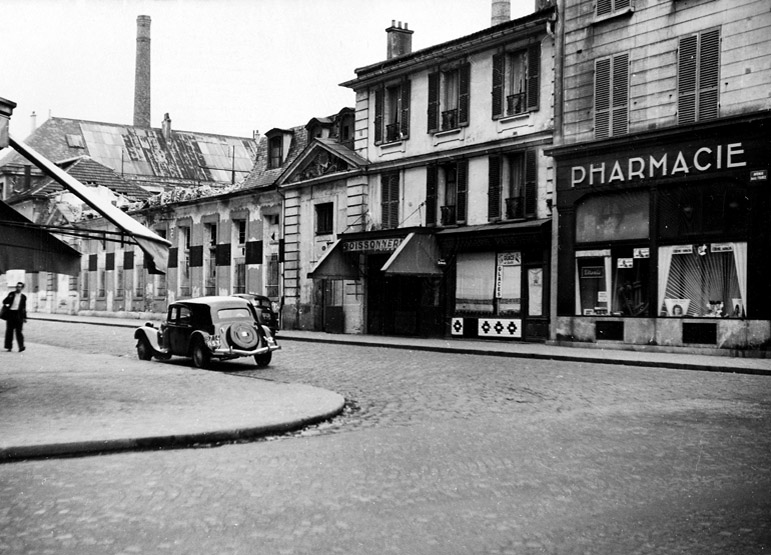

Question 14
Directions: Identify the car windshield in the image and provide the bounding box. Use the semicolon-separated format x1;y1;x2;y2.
217;307;253;321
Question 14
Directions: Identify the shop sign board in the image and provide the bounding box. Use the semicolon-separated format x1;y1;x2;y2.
633;248;649;259
342;237;403;253
617;258;633;268
711;243;733;253
566;141;753;188
673;245;693;255
580;266;603;278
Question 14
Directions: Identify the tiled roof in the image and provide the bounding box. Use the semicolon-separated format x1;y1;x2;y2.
0;117;258;186
27;156;152;201
241;125;309;189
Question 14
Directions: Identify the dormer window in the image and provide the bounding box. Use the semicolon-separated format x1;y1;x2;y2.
268;136;282;169
266;128;293;169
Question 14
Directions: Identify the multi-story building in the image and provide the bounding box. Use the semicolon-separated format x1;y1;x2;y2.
547;0;771;351
308;3;557;340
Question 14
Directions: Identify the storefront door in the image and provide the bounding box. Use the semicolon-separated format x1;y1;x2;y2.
523;264;548;341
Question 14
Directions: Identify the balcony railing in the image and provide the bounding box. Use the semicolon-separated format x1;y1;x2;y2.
506;93;526;116
440;205;457;226
385;122;400;142
505;197;524;219
441;109;459;131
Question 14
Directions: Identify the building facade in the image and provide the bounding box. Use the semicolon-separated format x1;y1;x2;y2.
547;0;771;351
309;7;557;340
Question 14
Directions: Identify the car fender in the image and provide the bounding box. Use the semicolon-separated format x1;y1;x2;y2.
187;329;212;353
134;325;164;353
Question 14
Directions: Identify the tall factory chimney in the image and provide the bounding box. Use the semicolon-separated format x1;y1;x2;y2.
133;15;151;127
491;0;511;26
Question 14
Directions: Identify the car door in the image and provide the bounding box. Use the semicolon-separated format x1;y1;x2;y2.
167;305;194;355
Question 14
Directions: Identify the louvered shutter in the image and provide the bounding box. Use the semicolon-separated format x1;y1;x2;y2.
611;53;629;136
400;80;411;138
595;58;611;139
698;29;720;121
488;156;502;220
524;149;537;218
427;72;440;133
597;0;612;16
492;53;505;118
527;43;541;111
374;87;384;144
458;62;471;126
426;165;438;226
678;35;698;125
381;173;399;229
456;160;468;223
615;0;630;10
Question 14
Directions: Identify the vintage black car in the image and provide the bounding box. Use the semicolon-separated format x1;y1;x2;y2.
134;296;280;368
232;293;279;335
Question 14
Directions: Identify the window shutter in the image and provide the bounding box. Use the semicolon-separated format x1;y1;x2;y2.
189;245;204;267
374;87;384;144
400;80;411;138
597;0;612;16
456;160;468;223
527;43;541;111
488;156;502;220
698;28;720;121
615;0;631;10
524;149;537;217
426;165;438;226
381;173;399;229
245;241;263;265
458;62;471;126
595;58;611;139
492;53;505;118
611;53;629;136
168;248;178;269
215;243;231;266
427;72;440;133
678;35;698;125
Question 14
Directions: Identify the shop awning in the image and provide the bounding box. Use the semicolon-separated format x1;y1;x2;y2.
381;232;443;276
0;201;81;275
8;136;171;273
307;239;360;279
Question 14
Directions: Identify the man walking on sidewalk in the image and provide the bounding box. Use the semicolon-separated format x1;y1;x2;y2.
3;282;27;352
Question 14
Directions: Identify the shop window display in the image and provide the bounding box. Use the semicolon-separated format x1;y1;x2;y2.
658;242;746;318
455;251;522;316
575;248;649;316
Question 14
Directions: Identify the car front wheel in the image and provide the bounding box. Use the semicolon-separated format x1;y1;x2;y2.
191;341;211;369
136;337;153;361
254;351;272;368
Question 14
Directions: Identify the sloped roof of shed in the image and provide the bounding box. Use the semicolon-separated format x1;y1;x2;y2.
0;117;258;185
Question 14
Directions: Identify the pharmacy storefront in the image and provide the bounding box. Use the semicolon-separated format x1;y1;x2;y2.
548;114;771;351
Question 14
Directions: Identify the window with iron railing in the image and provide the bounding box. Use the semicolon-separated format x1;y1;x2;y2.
375;80;411;144
440;205;457;226
492;45;540;119
427;63;470;133
441;109;459;131
426;161;467;227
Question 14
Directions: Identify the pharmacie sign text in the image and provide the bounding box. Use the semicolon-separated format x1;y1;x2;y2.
570;142;748;187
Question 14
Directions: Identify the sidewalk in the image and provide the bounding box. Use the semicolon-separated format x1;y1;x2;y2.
0;339;345;463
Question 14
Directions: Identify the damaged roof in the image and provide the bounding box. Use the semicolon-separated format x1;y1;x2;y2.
23;156;152;201
0;117;259;186
240;125;309;189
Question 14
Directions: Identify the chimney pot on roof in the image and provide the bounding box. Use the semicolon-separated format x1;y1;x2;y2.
386;20;413;59
30;111;36;136
491;0;511;26
162;113;171;141
133;15;151;127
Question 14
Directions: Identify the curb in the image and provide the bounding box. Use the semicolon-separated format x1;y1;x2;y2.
0;400;345;463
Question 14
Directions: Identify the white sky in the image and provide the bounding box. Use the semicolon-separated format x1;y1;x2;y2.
2;0;534;139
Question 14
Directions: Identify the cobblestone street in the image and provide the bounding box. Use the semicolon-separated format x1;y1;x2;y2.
1;321;769;554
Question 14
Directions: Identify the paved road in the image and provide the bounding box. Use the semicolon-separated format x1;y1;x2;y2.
1;321;769;554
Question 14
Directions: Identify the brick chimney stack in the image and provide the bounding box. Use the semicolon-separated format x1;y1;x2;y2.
133;15;151;127
386;21;413;59
491;0;511;26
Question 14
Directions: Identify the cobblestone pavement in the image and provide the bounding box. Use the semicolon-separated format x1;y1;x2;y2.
1;321;769;554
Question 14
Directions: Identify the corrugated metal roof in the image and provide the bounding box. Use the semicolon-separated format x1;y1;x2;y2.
0;117;258;186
